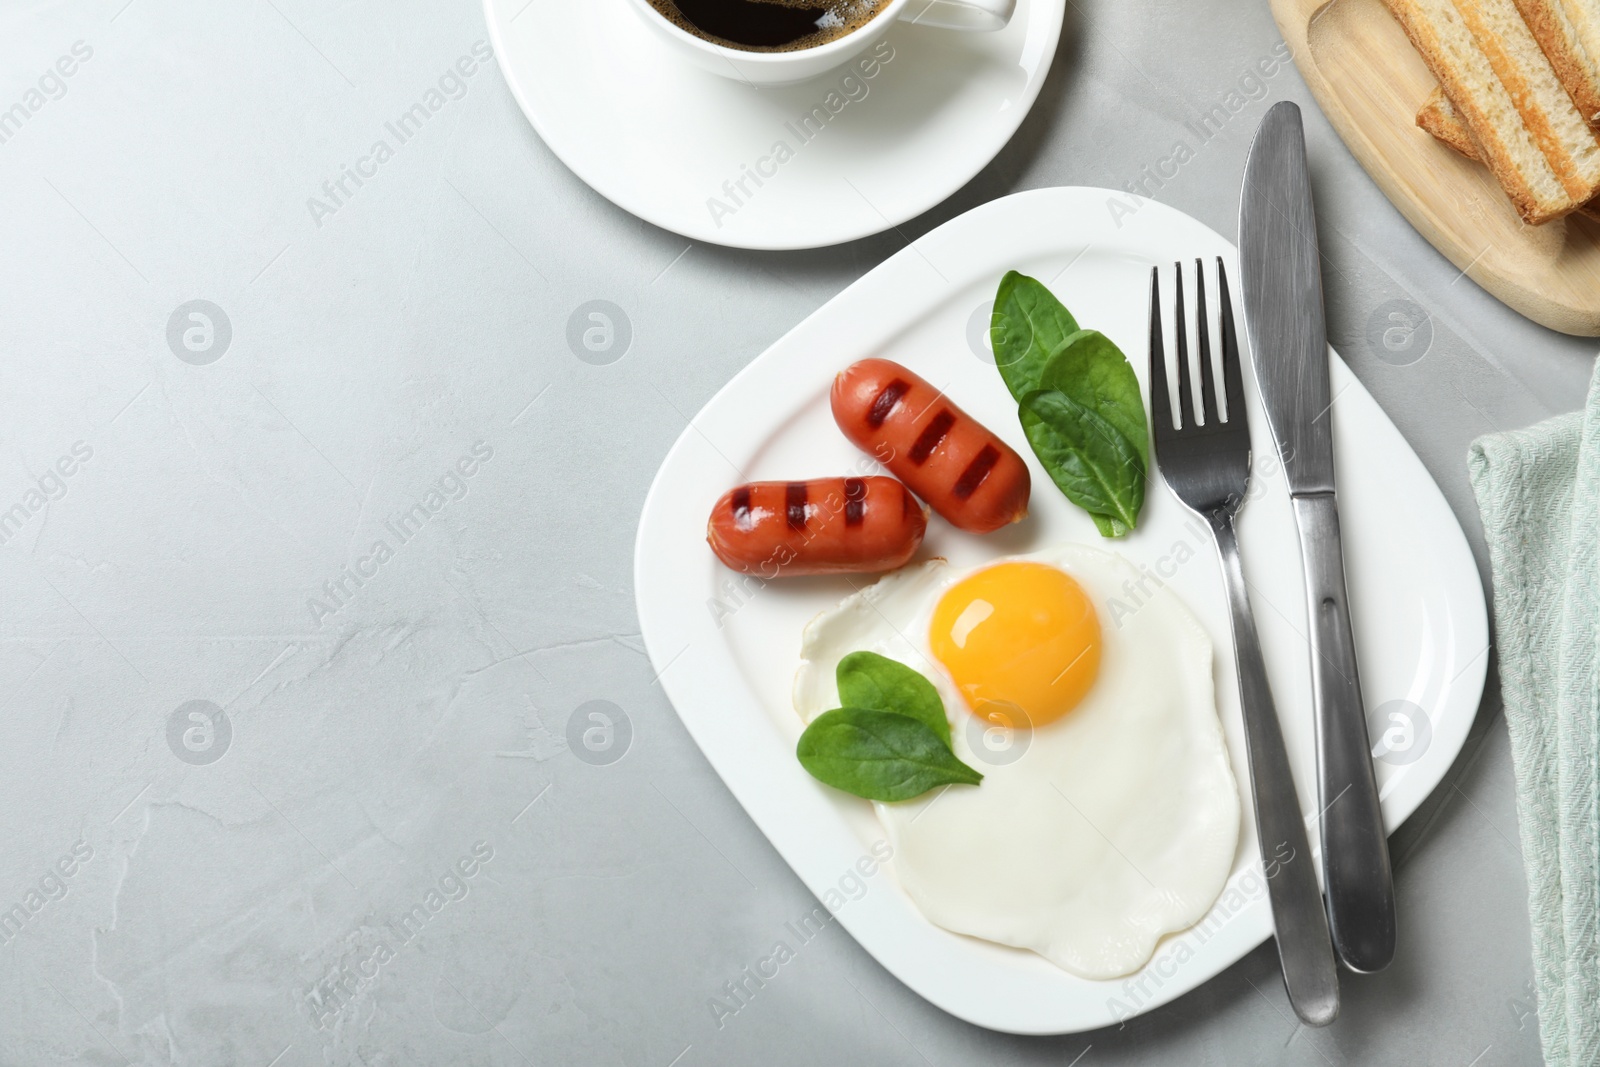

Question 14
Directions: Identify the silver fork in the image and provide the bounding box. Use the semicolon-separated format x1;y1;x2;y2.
1149;258;1339;1027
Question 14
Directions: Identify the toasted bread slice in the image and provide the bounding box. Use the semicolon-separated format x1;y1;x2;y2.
1417;86;1600;219
1418;86;1484;156
1384;0;1600;223
1511;0;1600;125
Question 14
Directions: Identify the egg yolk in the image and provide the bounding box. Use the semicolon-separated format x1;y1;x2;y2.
928;562;1101;727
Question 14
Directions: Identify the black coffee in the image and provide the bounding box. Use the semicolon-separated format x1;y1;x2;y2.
647;0;887;52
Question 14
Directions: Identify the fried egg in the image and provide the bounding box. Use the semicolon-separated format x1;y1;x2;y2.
793;544;1240;980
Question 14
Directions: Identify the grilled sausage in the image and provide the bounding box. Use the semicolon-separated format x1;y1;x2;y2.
831;359;1029;533
707;477;927;577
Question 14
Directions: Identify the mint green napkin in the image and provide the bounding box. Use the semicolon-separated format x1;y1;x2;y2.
1469;361;1600;1067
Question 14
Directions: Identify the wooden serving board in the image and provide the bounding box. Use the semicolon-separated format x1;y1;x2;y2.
1272;0;1600;335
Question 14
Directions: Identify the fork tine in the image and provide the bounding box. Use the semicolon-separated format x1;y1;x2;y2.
1217;257;1246;424
1149;267;1172;434
1174;261;1194;430
1195;258;1219;427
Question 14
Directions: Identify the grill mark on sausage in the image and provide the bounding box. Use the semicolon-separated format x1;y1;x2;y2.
866;379;910;428
731;487;753;531
785;482;808;531
909;409;955;465
953;445;1001;499
844;478;866;527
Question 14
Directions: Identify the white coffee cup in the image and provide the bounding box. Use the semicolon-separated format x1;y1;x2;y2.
624;0;1017;87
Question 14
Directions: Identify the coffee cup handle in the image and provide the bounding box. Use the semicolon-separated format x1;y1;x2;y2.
896;0;1015;31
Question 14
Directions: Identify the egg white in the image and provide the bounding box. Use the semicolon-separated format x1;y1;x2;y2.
793;543;1241;980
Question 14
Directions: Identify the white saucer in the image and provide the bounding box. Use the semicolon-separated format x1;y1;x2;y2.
484;0;1066;250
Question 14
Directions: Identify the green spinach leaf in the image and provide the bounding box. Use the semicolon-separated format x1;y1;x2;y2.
836;651;950;747
990;271;1151;537
797;708;982;802
1091;513;1131;538
1039;329;1149;470
991;271;1080;400
1019;388;1145;533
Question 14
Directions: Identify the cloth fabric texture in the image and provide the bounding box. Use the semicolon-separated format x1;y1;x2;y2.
1468;361;1600;1067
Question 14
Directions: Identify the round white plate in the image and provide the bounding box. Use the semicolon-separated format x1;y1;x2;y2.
483;0;1065;250
633;188;1488;1033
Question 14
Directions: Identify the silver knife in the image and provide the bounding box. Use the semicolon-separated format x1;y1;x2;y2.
1238;101;1396;973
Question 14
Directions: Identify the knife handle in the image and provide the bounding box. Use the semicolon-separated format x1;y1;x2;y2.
1290;492;1396;973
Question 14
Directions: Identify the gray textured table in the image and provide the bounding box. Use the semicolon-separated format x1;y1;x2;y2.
0;0;1583;1064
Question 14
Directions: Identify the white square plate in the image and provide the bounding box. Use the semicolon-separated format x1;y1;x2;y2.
633;187;1488;1033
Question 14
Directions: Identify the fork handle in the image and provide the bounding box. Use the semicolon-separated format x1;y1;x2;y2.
1290;492;1396;973
1209;513;1339;1026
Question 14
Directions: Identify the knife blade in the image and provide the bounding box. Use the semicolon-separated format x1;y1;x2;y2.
1239;101;1396;973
